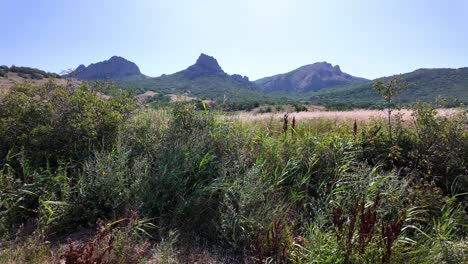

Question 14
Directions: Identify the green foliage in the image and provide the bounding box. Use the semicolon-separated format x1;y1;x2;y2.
117;74;272;103
136;104;226;236
0;82;136;171
293;103;308;112
307;68;468;107
0;82;136;236
0;96;466;262
373;75;410;104
70;145;146;224
2;65;61;79
358;104;467;197
147;93;171;109
152;230;180;264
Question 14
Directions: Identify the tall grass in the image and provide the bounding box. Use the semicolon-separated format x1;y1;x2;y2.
0;84;467;263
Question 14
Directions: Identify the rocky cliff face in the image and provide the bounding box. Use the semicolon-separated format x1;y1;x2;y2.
178;53;226;79
256;62;368;93
68;56;142;80
176;53;253;86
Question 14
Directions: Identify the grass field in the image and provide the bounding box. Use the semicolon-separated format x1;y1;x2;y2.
0;82;467;263
0;72;81;93
225;108;462;122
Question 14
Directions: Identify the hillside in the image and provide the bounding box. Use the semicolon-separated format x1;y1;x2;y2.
3;60;467;108
67;56;142;80
255;62;368;93
116;54;270;102
306;67;468;107
0;66;80;94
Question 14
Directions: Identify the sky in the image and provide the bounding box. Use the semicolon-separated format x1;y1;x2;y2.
1;0;468;80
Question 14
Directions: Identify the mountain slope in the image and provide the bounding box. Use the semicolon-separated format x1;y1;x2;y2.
1;65;81;94
255;62;368;93
306;67;468;106
117;54;267;102
67;56;142;80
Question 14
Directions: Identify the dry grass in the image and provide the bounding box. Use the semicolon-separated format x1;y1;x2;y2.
0;235;61;264
251;104;325;113
167;93;213;104
0;72;82;95
136;91;159;102
225;108;461;123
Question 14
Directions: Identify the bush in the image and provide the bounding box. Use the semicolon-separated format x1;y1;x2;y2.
0;82;136;235
135;104;226;236
69;145;146;225
0;82;136;171
9;65;60;79
357;103;467;197
293;103;308;112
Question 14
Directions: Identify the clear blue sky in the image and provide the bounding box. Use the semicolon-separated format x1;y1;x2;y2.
1;0;467;80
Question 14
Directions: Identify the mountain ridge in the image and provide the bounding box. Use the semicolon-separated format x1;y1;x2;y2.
67;56;142;80
115;53;264;102
3;55;467;106
305;67;468;106
255;62;368;93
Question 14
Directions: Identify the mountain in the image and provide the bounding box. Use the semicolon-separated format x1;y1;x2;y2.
306;67;468;107
4;56;466;107
179;53;226;79
255;62;368;93
174;53;252;86
67;56;142;80
116;53;267;102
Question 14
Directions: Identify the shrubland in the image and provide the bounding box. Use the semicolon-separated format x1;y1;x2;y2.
0;82;466;263
0;66;61;79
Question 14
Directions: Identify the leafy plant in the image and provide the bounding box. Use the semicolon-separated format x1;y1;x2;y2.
373;75;410;142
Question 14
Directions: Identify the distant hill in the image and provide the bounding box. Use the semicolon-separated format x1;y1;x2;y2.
67;56;142;80
0;65;60;79
0;66;80;94
3;57;467;108
306;67;468;107
116;54;268;102
255;62;368;93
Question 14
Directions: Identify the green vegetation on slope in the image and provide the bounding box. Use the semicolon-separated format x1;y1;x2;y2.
0;65;61;79
117;74;271;102
306;68;468;108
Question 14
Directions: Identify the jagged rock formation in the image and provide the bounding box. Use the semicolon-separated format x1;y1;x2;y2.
256;62;368;93
67;56;142;80
176;53;252;86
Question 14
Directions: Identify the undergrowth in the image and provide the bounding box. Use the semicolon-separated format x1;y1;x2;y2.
0;83;466;263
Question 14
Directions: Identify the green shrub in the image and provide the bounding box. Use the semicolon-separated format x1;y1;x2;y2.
293;103;308;112
136;104;225;236
0;82;136;171
69;145;146;225
1;96;466;262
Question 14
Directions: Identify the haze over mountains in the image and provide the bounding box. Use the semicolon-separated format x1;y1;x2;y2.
2;53;467;105
63;54;371;96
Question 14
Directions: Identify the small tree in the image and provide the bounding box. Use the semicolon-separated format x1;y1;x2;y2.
373;75;409;142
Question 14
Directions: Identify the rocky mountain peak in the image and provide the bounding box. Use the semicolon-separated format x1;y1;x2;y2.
67;56;142;80
179;53;226;79
75;64;86;71
255;62;368;93
195;54;223;71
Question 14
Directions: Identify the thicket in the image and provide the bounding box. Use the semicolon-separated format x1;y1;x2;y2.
1;65;61;79
0;82;466;263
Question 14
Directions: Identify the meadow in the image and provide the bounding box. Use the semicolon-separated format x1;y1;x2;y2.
0;82;467;263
